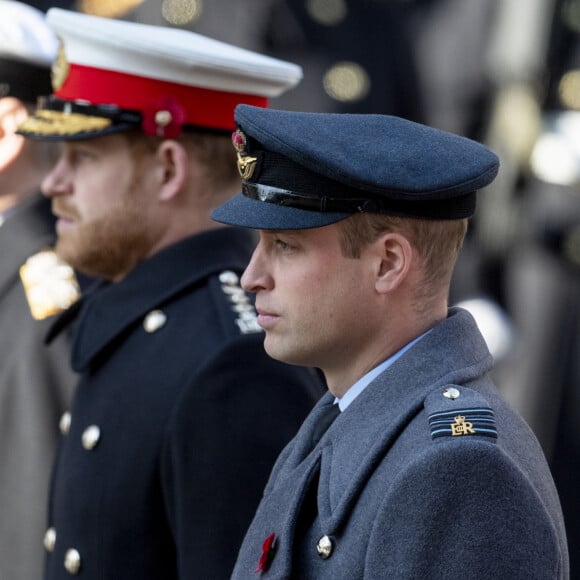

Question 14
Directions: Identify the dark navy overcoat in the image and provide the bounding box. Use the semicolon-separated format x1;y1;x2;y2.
43;227;323;579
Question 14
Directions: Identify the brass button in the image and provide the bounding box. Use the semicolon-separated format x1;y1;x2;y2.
59;412;71;435
442;387;461;399
143;310;167;333
82;425;101;450
64;548;81;574
155;110;172;126
44;527;57;552
316;535;333;559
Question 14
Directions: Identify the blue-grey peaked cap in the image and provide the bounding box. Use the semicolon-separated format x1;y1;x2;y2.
211;105;500;230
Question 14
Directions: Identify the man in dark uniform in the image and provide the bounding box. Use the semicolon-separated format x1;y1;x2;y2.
18;9;323;579
211;105;569;579
0;3;80;579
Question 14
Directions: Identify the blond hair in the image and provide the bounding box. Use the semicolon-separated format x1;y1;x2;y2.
338;213;468;312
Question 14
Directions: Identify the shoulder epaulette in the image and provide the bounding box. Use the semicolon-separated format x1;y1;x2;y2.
215;270;262;335
424;385;497;442
19;248;81;320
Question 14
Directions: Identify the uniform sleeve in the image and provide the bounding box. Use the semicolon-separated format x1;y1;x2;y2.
365;439;564;580
160;334;323;579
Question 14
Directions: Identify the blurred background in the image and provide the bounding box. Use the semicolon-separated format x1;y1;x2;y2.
18;0;580;576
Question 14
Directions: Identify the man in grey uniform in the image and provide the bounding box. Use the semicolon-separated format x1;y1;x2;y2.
0;3;80;579
212;105;569;579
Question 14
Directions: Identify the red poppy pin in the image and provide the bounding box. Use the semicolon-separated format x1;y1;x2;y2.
255;532;277;574
142;96;187;138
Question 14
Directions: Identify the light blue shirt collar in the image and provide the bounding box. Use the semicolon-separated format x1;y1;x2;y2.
336;330;430;412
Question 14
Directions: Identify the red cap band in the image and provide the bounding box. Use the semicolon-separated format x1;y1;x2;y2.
56;64;268;131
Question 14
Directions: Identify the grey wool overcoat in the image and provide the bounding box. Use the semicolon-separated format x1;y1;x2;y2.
232;307;569;579
0;194;78;580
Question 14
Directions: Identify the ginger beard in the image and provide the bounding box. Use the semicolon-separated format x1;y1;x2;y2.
53;169;155;281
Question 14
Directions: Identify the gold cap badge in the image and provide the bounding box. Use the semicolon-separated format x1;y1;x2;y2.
232;129;257;180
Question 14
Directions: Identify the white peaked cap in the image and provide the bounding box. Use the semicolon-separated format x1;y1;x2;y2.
17;8;303;139
47;7;302;99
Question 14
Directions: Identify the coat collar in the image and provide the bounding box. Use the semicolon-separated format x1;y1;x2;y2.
65;227;257;371
271;308;494;538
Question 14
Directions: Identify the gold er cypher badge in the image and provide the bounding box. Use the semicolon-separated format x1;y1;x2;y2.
451;415;476;436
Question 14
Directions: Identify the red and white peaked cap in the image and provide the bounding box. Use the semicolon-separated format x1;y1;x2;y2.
18;8;302;140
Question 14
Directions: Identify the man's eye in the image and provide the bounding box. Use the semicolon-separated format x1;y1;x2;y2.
68;151;87;165
274;239;292;251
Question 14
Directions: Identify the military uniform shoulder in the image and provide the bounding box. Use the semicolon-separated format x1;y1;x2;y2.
208;269;263;336
424;385;498;443
19;248;81;320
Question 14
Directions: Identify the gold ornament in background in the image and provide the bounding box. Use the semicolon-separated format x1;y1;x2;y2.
78;0;145;18
323;61;370;103
162;0;203;25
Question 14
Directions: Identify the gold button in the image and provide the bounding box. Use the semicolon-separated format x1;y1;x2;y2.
44;527;57;552
59;412;71;435
143;310;167;333
443;387;461;399
82;425;101;450
64;548;81;574
316;535;333;559
155;110;172;126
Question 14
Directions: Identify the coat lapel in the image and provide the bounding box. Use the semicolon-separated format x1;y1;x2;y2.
316;308;494;536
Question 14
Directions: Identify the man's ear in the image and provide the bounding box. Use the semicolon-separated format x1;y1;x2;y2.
374;232;414;294
155;140;188;201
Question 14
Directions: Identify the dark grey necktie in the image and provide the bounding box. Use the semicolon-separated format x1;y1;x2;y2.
311;402;340;448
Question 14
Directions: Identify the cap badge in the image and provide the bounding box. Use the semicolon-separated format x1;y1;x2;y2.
232;129;257;179
52;39;70;91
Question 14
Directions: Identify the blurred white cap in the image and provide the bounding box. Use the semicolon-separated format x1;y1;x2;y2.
0;0;57;66
0;1;57;101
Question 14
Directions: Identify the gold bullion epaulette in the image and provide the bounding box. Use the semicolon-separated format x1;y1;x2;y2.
19;249;81;320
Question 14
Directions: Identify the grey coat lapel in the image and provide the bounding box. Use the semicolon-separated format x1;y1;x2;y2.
314;307;494;535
